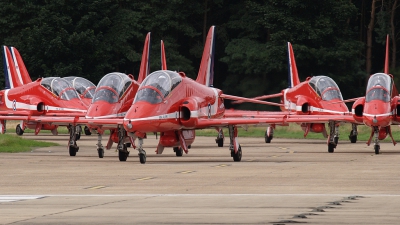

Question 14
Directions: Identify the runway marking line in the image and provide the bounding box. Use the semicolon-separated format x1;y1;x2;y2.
178;171;195;174
213;164;230;168
85;186;107;190
279;147;289;150
134;177;154;181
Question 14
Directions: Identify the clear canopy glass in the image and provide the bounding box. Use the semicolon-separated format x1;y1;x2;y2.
308;76;343;101
92;72;132;104
64;76;96;99
134;70;182;104
41;77;79;100
366;73;392;102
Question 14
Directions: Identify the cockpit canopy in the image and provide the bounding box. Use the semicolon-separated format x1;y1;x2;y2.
308;76;343;101
366;73;392;103
41;77;79;100
92;72;132;104
134;70;182;104
64;76;96;99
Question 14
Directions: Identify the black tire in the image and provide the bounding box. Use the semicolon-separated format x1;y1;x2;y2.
188;145;191;149
98;148;104;158
118;150;129;161
216;138;224;147
126;143;132;148
374;145;380;154
265;130;272;143
349;131;357;143
69;146;77;156
16;124;24;136
139;151;146;164
328;143;335;153
84;126;91;135
174;147;183;157
232;145;242;162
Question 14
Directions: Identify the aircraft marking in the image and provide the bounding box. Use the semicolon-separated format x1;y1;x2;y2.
134;177;154;181
0;195;45;202
85;186;107;190
178;171;195;174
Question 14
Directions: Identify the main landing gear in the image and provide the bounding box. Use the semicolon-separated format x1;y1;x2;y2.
16;124;24;136
327;121;339;153
348;123;358;143
68;125;79;156
228;125;242;161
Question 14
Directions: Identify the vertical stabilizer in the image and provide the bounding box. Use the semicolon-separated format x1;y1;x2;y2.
138;32;151;83
287;42;300;88
196;25;215;86
384;34;389;74
10;47;32;84
161;40;167;70
2;46;23;89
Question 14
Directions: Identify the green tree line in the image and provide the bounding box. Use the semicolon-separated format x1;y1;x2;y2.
0;0;398;110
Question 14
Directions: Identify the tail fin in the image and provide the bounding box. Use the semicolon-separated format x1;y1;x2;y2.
2;46;23;89
10;47;32;84
196;25;215;87
161;40;167;70
287;42;300;88
137;32;151;83
384;34;389;74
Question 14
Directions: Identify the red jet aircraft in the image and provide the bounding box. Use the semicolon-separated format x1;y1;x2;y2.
0;46;87;136
231;42;356;153
351;35;399;154
110;26;286;164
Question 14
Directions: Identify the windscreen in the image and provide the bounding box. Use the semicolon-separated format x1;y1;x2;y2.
134;70;182;104
92;72;132;104
41;77;79;100
65;77;96;99
309;76;343;101
366;73;392;102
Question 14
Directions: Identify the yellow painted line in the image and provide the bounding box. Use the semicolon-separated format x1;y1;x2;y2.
279;147;288;150
85;186;106;190
214;164;229;168
246;159;254;162
135;177;154;181
179;171;195;174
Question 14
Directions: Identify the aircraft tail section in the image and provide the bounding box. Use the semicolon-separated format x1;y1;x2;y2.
137;32;151;83
10;47;32;84
287;42;300;88
2;46;23;89
161;40;167;70
196;25;215;87
384;34;389;74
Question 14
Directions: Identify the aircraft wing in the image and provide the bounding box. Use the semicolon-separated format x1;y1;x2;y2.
284;114;358;124
196;117;288;129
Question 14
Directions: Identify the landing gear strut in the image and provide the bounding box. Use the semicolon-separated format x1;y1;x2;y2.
349;123;357;143
137;137;146;164
215;128;224;147
265;126;274;143
68;125;79;156
327;121;339;153
96;133;104;158
117;125;130;161
228;125;242;161
373;127;380;154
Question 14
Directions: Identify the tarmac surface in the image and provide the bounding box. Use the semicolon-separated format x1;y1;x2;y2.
1;133;400;224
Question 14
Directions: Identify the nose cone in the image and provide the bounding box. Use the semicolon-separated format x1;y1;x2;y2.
124;101;179;133
363;101;391;127
86;102;119;118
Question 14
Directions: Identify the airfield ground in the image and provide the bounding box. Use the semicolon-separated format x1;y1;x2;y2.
0;133;400;224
